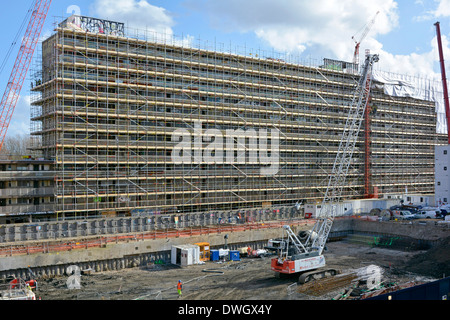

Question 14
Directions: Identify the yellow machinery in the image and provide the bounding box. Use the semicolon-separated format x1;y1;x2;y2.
195;242;210;261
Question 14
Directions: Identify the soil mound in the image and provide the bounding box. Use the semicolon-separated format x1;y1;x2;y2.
404;236;450;279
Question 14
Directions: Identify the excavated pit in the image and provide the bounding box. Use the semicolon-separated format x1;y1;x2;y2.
34;234;449;300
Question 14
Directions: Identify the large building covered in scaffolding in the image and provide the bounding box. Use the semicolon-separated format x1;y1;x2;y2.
29;15;447;219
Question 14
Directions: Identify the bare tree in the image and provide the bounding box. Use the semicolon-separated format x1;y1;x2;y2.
0;134;32;158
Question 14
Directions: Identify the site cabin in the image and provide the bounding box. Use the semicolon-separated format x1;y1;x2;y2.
303;202;353;218
171;245;201;267
194;242;210;261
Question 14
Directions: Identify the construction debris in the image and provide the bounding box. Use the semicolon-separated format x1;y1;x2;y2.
298;272;358;296
403;236;450;279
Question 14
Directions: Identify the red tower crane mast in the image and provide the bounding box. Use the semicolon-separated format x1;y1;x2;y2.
0;0;52;152
434;21;450;144
352;12;379;198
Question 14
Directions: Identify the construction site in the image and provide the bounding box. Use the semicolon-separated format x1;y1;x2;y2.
0;1;450;302
1;216;449;301
34;236;450;301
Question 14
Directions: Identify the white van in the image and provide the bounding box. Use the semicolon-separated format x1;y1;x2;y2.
414;210;438;219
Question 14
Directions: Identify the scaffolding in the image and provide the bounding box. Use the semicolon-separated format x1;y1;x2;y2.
29;15;447;219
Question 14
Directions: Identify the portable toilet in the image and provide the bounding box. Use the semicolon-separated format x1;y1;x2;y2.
210;250;220;261
229;250;240;261
171;244;200;266
194;242;211;262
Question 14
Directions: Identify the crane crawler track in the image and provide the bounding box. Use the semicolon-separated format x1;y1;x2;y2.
298;268;340;284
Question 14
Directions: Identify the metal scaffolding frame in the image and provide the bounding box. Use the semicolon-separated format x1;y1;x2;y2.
29;16;447;219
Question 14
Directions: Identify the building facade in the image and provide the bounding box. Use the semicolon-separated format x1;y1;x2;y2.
29;15;447;219
435;145;450;205
0;158;54;223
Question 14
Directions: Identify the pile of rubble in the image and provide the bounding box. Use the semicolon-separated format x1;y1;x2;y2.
404;236;450;279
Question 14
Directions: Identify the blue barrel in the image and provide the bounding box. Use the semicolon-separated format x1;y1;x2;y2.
210;250;220;261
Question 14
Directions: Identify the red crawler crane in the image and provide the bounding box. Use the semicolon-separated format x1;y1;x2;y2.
0;0;52;152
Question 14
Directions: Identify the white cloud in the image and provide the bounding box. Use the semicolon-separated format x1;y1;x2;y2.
434;0;450;17
192;0;399;62
91;0;194;47
91;0;175;36
351;33;447;84
413;0;450;21
187;0;450;79
377;49;436;76
377;0;450;79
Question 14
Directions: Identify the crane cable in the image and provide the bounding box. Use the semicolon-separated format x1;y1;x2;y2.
0;0;35;76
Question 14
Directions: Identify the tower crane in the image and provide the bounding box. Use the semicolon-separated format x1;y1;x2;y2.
434;21;450;144
352;11;379;65
270;54;379;284
0;0;52;152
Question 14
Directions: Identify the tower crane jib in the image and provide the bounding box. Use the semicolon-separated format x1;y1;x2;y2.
352;11;379;65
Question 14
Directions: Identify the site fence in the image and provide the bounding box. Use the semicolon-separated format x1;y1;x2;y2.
0;219;314;258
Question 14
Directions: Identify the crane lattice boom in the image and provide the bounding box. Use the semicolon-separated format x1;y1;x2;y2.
277;54;379;261
0;0;52;152
308;54;379;255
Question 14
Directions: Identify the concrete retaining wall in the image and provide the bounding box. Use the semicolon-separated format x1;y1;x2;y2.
1;218;448;280
351;219;450;243
0;221;311;280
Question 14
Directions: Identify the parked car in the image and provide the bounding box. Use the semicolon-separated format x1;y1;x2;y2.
392;210;415;220
403;208;419;214
413;210;438;219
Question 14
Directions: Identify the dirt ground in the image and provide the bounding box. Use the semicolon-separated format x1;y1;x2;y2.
35;238;442;301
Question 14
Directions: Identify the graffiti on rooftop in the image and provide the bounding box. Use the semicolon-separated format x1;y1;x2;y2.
63;15;125;37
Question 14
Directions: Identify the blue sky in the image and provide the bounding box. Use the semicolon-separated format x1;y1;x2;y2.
2;0;450;138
